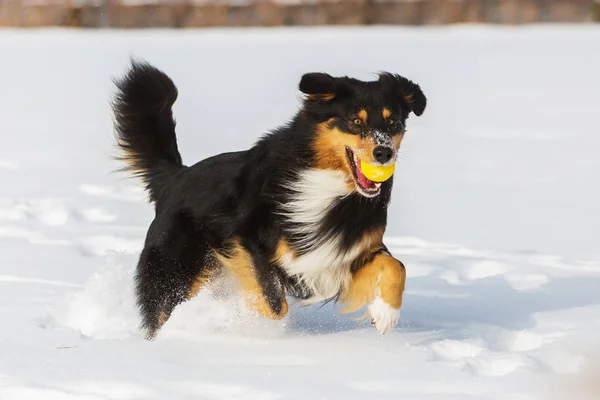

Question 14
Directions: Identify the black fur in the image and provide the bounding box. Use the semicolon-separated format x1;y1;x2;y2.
110;60;426;339
111;60;183;203
378;72;427;116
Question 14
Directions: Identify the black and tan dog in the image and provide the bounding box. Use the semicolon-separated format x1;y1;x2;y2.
111;59;426;339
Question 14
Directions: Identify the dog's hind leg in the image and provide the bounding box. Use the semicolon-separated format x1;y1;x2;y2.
134;246;173;339
135;213;216;340
216;238;288;320
135;246;214;340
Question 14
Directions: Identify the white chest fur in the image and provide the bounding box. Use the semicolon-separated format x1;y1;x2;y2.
278;169;368;302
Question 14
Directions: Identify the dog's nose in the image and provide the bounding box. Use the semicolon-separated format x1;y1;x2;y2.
373;146;393;164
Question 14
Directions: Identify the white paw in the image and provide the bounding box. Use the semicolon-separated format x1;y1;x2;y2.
368;297;400;335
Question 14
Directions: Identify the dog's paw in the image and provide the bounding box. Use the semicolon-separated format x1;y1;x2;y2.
368;297;399;335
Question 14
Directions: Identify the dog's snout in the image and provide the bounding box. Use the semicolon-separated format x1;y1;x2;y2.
373;146;393;164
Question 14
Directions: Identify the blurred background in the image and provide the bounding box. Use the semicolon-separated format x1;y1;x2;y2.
0;0;598;28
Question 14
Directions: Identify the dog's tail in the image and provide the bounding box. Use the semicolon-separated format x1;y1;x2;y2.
111;59;184;203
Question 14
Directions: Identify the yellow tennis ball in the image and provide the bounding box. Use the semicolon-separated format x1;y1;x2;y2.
360;161;396;182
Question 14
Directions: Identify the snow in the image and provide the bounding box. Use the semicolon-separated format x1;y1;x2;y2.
1;25;600;399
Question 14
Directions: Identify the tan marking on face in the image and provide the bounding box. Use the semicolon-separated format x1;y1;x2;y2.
313;120;383;186
404;93;414;103
392;129;405;150
216;238;288;320
382;108;391;120
313;120;359;172
307;93;335;102
357;109;368;123
340;251;406;313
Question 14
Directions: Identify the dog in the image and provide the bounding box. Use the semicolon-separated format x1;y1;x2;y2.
110;59;426;339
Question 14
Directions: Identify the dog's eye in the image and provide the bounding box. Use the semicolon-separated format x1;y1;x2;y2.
352;118;362;126
387;119;395;126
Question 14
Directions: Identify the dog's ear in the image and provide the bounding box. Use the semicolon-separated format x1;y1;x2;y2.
299;72;338;102
379;72;427;116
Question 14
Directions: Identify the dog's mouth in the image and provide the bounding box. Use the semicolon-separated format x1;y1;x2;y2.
345;147;382;197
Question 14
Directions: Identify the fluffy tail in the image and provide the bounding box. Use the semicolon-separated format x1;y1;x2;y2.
111;59;184;202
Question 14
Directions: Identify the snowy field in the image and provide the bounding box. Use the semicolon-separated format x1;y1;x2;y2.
1;25;600;399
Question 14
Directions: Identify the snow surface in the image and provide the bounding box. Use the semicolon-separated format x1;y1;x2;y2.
0;25;600;399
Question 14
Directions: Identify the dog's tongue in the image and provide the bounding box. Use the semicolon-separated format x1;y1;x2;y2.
356;160;376;190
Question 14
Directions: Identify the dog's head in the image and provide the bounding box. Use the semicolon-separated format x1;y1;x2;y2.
299;72;426;198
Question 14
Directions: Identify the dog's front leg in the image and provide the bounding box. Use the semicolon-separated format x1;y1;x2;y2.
341;249;406;334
